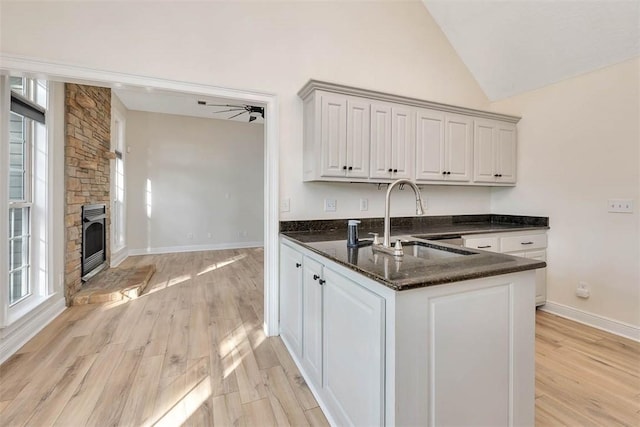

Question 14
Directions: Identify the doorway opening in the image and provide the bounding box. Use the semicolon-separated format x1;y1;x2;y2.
0;55;280;336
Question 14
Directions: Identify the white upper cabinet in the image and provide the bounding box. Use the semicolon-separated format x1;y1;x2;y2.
299;80;520;185
319;93;347;178
303;91;371;181
416;110;472;182
370;103;415;180
473;119;517;184
369;103;392;179
345;98;371;178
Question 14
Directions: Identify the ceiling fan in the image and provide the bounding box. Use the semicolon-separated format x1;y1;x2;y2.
197;100;265;122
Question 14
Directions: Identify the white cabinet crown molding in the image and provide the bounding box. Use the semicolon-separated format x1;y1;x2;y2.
298;79;521;124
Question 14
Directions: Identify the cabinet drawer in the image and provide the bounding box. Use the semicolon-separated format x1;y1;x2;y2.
500;233;547;253
463;237;499;252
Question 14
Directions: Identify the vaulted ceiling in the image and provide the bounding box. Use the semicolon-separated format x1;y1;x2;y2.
423;0;640;101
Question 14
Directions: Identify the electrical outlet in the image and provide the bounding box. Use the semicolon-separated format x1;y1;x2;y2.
187;233;194;239
359;198;368;211
324;199;337;212
207;232;212;239
280;198;290;212
608;199;633;213
576;281;590;299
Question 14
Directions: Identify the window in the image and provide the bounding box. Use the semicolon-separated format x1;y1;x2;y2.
111;113;126;253
7;77;47;306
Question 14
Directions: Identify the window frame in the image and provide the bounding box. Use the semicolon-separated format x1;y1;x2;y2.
3;76;50;319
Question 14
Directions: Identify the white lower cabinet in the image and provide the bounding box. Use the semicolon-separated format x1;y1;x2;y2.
302;257;323;386
280;238;535;426
322;267;385;427
463;229;548;305
279;242;303;357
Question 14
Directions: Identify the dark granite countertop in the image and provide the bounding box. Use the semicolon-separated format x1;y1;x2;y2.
280;214;548;291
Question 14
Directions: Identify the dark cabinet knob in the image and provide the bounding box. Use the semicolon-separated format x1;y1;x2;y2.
295;263;301;268
388;168;393;172
446;171;451;175
494;174;499;177
442;171;447;175
318;279;326;285
498;174;503;177
313;274;319;281
348;166;353;170
393;169;398;173
343;166;347;170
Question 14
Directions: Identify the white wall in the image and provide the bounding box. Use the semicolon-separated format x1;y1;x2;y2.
0;0;492;219
490;58;640;328
126;111;264;253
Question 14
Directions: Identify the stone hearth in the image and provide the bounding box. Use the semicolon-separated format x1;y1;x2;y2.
71;264;156;306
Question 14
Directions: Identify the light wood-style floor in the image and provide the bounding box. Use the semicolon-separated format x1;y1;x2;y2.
1;248;638;426
0;248;328;426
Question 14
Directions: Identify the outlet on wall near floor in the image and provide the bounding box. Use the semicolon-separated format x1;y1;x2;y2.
607;199;633;213
187;233;194;239
324;199;337;212
207;232;212;239
576;281;590;298
359;198;368;211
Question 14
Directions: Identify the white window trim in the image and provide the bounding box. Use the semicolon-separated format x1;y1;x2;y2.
110;105;127;266
1;76;57;327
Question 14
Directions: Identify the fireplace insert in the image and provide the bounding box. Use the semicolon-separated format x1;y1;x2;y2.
82;203;107;281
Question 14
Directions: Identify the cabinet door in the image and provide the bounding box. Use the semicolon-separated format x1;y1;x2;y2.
370;103;392;179
302;257;324;386
526;250;547;305
415;109;445;181
322;268;385;427
445;114;473;182
279;243;304;357
496;123;517;183
391;106;415;179
320;94;347;177
473;120;497;183
345;98;370;179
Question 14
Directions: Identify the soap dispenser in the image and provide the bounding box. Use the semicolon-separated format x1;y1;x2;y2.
347;220;361;248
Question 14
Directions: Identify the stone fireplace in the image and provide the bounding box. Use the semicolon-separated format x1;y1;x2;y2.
64;83;112;304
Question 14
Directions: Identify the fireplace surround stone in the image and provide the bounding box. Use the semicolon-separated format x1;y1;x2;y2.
64;83;111;304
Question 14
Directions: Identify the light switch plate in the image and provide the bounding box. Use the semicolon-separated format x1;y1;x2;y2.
280;198;290;212
608;199;633;213
359;198;368;211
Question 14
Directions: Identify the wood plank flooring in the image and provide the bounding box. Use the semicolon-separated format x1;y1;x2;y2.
535;310;640;426
0;248;328;427
0;248;638;426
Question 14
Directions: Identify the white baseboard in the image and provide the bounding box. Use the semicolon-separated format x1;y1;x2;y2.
540;301;640;342
0;297;67;364
128;241;264;256
110;247;128;268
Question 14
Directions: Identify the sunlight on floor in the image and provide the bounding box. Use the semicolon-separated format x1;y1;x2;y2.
152;377;212;427
220;324;248;379
197;254;247;277
167;274;192;287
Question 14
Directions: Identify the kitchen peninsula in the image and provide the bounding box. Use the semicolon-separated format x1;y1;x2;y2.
279;214;547;426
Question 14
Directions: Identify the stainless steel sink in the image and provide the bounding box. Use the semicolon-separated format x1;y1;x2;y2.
402;241;476;260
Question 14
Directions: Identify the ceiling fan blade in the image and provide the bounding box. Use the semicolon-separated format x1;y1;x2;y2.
228;111;247;119
212;108;245;114
202;103;246;108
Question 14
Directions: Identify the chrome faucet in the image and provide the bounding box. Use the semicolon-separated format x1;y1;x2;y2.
372;179;425;257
